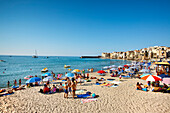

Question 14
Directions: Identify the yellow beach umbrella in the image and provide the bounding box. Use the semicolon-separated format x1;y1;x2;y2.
73;69;80;72
155;62;170;65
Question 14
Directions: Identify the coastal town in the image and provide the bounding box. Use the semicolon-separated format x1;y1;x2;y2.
102;46;170;61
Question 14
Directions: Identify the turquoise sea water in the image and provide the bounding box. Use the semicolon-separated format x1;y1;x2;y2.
0;56;131;88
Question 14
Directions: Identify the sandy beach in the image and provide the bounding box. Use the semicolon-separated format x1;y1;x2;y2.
0;71;170;113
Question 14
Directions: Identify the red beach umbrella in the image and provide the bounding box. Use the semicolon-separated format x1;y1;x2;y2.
97;70;106;73
141;75;162;81
124;65;129;67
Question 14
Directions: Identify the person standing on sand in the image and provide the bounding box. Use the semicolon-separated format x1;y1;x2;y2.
64;82;68;98
19;79;21;86
68;79;72;95
14;79;17;86
7;81;10;88
71;82;76;99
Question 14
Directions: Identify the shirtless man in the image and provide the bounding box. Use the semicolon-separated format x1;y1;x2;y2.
64;82;68;98
71;82;76;99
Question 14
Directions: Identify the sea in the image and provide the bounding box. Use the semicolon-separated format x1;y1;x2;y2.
0;56;131;88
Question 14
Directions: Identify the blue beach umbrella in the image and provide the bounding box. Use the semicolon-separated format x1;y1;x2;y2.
65;73;74;77
26;77;41;83
42;73;51;76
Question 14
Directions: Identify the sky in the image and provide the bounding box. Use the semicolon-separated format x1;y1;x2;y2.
0;0;170;56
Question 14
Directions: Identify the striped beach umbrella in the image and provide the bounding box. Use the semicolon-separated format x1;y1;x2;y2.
141;75;162;81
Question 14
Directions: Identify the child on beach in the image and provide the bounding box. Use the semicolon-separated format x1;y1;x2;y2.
64;82;68;98
71;82;76;99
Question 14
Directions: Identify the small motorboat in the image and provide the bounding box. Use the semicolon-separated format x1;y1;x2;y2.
64;65;71;68
41;67;48;72
24;75;33;80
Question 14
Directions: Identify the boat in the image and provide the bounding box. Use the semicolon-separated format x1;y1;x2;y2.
64;65;71;68
41;67;48;72
24;75;33;80
46;56;49;58
0;60;6;62
32;50;38;58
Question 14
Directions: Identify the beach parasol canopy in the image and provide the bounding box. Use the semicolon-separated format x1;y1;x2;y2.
65;73;74;77
155;62;170;65
42;73;51;76
141;75;162;81
162;78;170;85
43;76;54;82
124;65;129;67
97;70;106;73
26;77;41;83
72;69;80;72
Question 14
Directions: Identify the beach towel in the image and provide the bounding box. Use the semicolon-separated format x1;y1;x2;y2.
95;83;101;85
100;83;107;86
77;94;91;98
81;98;97;103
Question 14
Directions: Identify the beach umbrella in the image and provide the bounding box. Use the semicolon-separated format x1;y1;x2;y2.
43;76;54;82
141;75;162;81
162;78;170;85
72;69;81;73
158;74;170;79
140;73;152;78
124;65;128;67
41;73;51;76
97;70;106;73
65;73;74;77
26;77;41;83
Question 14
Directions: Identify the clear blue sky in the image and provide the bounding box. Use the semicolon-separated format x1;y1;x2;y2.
0;0;170;56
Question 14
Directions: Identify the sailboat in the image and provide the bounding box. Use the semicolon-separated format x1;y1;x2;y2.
32;50;38;58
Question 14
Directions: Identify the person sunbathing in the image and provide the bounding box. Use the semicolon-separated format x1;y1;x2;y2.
136;82;143;90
